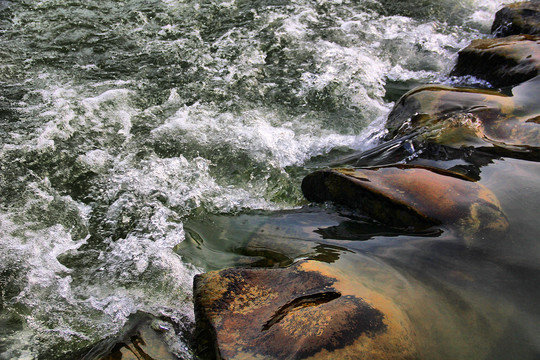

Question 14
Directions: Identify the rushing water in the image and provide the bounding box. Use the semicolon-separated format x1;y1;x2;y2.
0;0;517;358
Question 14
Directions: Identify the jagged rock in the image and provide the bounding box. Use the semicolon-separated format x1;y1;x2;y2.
492;1;540;37
451;35;540;87
385;76;540;155
301;165;508;234
193;260;417;360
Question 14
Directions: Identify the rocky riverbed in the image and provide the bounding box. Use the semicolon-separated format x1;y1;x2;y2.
190;2;540;360
1;0;537;359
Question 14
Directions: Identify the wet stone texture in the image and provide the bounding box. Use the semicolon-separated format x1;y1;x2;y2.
492;1;540;37
301;165;508;236
452;35;540;87
193;261;417;360
384;77;540;156
86;315;179;360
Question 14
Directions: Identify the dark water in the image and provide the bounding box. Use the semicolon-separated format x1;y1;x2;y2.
4;0;538;359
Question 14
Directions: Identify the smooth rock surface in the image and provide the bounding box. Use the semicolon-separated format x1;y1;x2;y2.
301;165;508;234
492;1;540;37
385;76;540;155
193;260;417;360
452;35;540;87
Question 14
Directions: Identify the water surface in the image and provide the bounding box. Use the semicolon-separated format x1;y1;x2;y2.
0;0;525;358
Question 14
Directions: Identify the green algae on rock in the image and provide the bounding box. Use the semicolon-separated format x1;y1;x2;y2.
193;260;417;360
301;165;508;235
492;1;540;37
452;35;540;88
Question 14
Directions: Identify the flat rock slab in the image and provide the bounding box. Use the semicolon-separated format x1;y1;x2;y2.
302;166;508;234
193;260;417;360
492;1;540;37
452;35;540;87
385;77;540;154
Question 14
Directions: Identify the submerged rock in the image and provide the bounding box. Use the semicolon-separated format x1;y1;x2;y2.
492;1;540;37
301;165;508;235
385;76;540;155
98;326;176;360
83;314;178;360
452;35;540;87
193;260;417;360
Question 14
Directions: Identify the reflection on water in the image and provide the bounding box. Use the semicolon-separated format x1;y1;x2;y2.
180;152;540;359
177;207;443;270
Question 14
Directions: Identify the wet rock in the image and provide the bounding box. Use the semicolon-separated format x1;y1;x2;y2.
386;84;511;140
83;314;178;360
340;134;500;181
301;165;508;234
451;35;540;87
385;77;540;155
492;1;540;37
193;260;417;360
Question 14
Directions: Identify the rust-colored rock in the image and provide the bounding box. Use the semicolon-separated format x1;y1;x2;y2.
385;77;540;153
193;260;417;360
452;35;540;87
492;1;540;37
301;165;508;234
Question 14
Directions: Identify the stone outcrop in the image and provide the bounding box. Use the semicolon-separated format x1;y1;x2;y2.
492;1;540;37
193;260;417;360
452;35;540;87
302;165;508;235
385;76;540;154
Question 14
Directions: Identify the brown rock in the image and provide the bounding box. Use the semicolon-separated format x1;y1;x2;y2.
492;1;540;37
452;35;540;87
193;260;417;360
301;165;508;234
385;77;540;153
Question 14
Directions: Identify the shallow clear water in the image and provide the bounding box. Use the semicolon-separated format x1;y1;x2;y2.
0;0;524;358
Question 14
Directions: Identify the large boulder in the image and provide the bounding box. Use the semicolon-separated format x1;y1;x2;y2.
492;1;540;37
301;165;508;235
193;260;417;360
451;35;540;87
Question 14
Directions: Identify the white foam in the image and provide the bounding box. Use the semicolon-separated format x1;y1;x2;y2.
469;0;506;30
0;202;199;355
77;149;112;174
152;103;384;170
105;153;276;213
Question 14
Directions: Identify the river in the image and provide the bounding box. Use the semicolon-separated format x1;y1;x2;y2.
0;0;521;359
